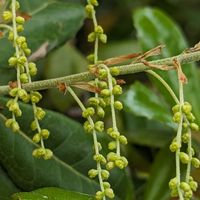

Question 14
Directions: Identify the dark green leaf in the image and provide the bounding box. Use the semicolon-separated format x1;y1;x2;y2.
12;187;94;200
0;1;85;84
0;97;133;199
121;81;174;128
0;165;19;200
123;112;173;147
134;8;200;123
144;145;175;200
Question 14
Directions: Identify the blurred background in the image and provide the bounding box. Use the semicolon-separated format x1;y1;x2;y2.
0;0;200;199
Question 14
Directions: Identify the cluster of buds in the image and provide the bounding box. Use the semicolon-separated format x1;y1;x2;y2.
2;1;52;160
169;102;200;199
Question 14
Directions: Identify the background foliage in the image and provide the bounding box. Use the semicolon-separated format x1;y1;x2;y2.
0;0;200;199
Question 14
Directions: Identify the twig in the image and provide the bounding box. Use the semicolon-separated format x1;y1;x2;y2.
0;50;200;95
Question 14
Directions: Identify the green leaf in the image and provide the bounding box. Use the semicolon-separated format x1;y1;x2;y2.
0;1;85;84
0;165;19;200
0;97;133;199
144;145;175;200
12;187;94;200
122;113;173;147
121;81;174;128
134;7;200;123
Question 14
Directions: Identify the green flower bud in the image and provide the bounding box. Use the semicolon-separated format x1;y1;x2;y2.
85;4;94;18
98;81;108;89
95;25;104;34
93;154;106;164
95;191;104;200
182;133;190;143
107;152;118;162
96;106;105;118
18;56;27;64
88;97;99;106
21;42;27;49
103;97;110;105
37;147;46;157
101;170;110;180
30;91;42;103
182;122;188;129
9;88;19;97
180;182;191;192
11;121;20;132
24;48;31;56
108;130;120;139
119;135;128;145
28;62;37;76
17;25;24;32
89;0;99;6
99;98;106;107
16;36;26;45
32;133;41;143
8;31;14;41
30;120;37;131
170;188;178;197
172;104;180;114
106;161;115;170
43;149;53;160
83;121;94;133
18;89;28;100
35;107;46;120
20;73;29;83
88;169;98;178
110;67;120;76
103;182;110;189
98;68;107;79
22;94;30;103
97;142;102;151
190;123;199;131
16;16;25;24
99;33;107;43
184;190;193;198
100;89;110;97
112;85;122;95
82;107;95;118
40;129;50;139
86;54;94;62
169;177;177;190
32;149;39;158
105;188;114;199
3;11;12;21
191;157;200;168
5;118;14;128
186;113;195;122
115;159;125;169
88;32;96;43
108;141;117;150
187;147;195;156
179;152;190;164
8;56;18;67
189;181;198;191
114;101;123;110
173;112;181;123
182;102;192;114
94;121;104;132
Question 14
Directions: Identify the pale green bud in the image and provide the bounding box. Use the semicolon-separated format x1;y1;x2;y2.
20;73;29;83
88;32;96;42
190;123;199;131
88;97;99;106
28;62;37;76
169;141;181;152
169;177;177;190
95;191;104;200
95;25;104;34
180;182;191;192
173;112;181;123
94;121;104;132
18;56;27;64
107;152;118;162
189;181;198;191
11;121;20;132
179;152;190;164
88;169;98;178
112;85;122;95
30;120;37;131
108;141;117;150
9;88;19;97
106;161;115;170
100;89;110;97
114;101;123;110
93;154;106;164
3;11;12;21
83;121;93;133
32;133;41;143
43;149;53;160
105;188;114;199
35;107;46;120
40;129;50;139
17;25;24;32
89;0;99;6
172;104;180;114
110;67;120;76
96;106;105;118
99;33;107;43
16;16;25;24
182;133;190;143
191;158;200;168
30;91;42;103
85;4;94;18
101;170;110;180
119;135;128;145
8;57;18;67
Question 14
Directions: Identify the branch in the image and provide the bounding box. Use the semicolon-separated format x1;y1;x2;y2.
0;50;200;95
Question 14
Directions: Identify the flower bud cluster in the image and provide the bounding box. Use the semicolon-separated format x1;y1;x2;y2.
169;177;198;199
169;102;199;199
2;1;52;160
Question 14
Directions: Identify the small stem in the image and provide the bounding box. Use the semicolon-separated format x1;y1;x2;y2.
11;0;21;89
102;65;120;156
0;24;13;31
147;70;179;104
67;87;105;198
